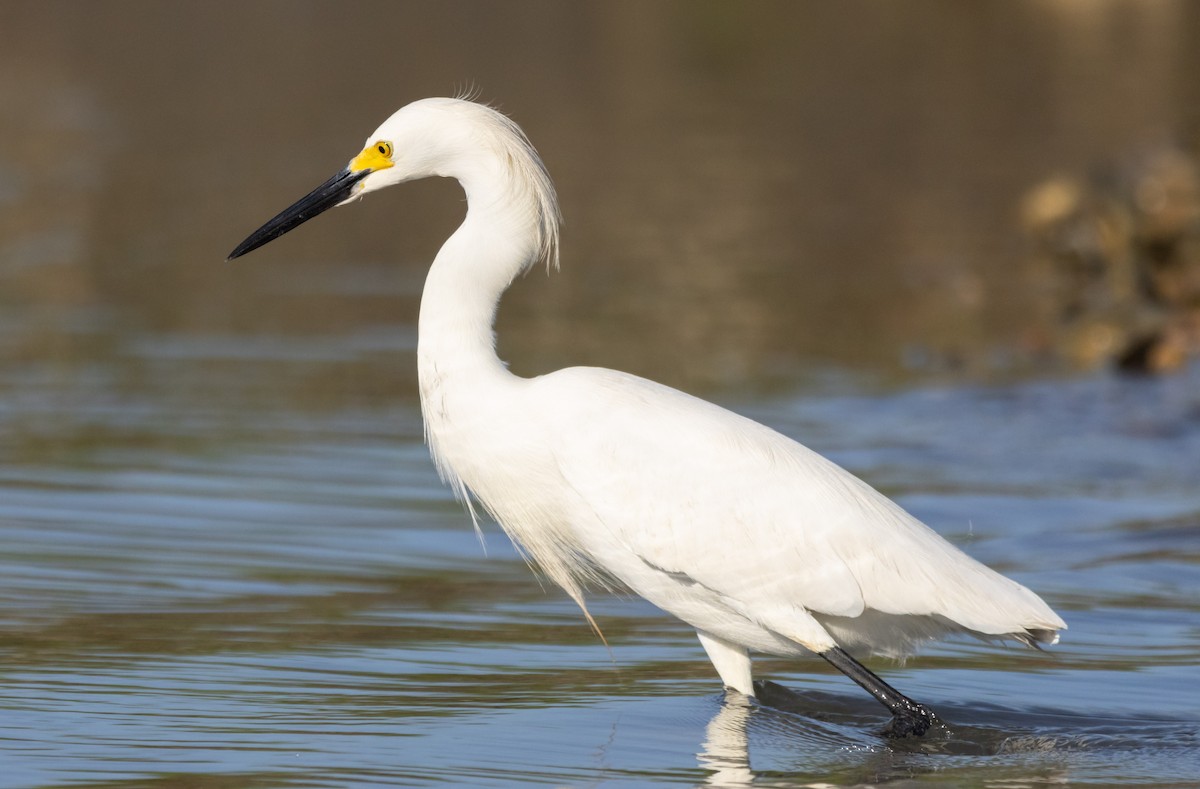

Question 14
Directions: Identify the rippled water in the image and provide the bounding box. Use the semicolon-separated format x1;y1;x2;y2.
2;356;1198;787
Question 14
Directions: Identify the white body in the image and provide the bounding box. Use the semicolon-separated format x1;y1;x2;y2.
355;98;1064;695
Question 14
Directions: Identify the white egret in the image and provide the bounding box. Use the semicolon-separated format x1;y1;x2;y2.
230;97;1065;737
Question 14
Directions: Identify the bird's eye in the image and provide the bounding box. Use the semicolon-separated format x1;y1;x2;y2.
376;141;393;158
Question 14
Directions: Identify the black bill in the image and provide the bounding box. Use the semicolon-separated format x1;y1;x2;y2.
228;167;370;260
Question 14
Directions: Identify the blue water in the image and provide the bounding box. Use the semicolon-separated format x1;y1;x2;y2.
1;360;1197;787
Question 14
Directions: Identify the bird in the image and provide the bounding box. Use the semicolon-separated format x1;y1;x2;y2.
229;97;1066;737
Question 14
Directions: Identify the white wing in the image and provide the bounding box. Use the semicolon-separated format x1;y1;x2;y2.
530;366;1063;655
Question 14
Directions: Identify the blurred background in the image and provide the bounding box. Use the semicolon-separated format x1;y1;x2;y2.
2;2;1199;787
5;1;1200;427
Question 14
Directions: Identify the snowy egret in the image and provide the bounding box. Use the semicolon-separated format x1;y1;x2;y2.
229;97;1065;737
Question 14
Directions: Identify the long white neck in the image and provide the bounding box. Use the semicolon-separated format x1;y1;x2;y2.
416;155;550;496
417;163;538;385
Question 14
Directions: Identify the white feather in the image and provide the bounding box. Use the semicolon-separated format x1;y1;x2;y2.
308;97;1066;693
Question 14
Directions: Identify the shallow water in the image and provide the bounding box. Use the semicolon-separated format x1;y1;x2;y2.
2;358;1198;787
4;3;1200;786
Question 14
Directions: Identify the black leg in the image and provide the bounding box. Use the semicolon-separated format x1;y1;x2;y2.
820;646;941;737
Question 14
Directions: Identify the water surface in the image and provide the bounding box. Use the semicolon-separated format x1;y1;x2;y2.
2;361;1198;787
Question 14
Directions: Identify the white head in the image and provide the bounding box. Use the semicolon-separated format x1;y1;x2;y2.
229;97;560;270
349;98;503;195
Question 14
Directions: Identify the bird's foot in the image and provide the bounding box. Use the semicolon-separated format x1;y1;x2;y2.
882;703;942;739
